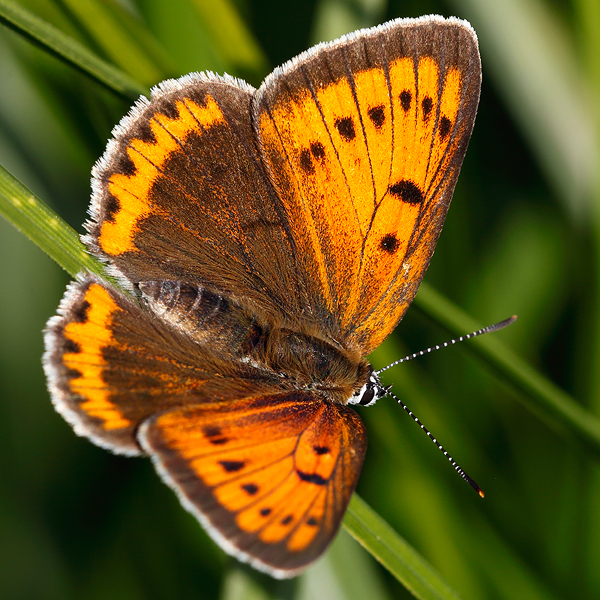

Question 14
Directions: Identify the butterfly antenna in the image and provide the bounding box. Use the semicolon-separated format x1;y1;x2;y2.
376;316;517;497
376;315;517;376
386;388;484;497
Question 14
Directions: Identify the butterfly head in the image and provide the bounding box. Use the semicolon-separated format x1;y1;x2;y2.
348;369;391;407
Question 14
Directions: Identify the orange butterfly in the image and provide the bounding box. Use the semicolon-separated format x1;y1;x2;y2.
44;15;481;577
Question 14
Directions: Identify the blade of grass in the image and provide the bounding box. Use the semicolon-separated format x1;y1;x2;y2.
451;0;597;224
0;0;147;100
0;162;105;279
220;564;297;600
414;283;600;456
344;494;463;600
134;0;230;78
96;0;179;77
325;528;392;600
190;0;268;75
59;0;166;86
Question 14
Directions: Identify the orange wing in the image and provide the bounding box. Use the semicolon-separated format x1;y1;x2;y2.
87;75;312;329
43;276;283;454
44;15;482;580
139;394;366;577
254;17;481;353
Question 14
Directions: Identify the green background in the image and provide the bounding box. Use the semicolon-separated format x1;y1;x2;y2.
1;0;599;598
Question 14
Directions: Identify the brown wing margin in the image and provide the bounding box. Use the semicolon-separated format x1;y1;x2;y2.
253;16;481;354
139;395;367;578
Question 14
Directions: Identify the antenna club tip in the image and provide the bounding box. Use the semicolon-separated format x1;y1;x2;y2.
478;489;485;499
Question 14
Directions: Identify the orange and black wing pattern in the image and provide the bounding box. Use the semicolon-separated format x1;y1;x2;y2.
87;75;310;327
254;16;481;353
44;276;282;454
45;276;367;576
140;394;366;577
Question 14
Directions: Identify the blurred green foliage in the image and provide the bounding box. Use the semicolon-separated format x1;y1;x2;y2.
1;0;599;598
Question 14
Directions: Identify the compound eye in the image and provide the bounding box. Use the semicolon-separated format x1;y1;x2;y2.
359;387;375;406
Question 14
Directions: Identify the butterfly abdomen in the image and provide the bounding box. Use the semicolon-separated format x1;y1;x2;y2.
139;280;268;358
139;279;369;404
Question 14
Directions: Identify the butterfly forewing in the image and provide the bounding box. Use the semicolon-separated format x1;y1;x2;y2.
254;17;481;353
139;395;366;576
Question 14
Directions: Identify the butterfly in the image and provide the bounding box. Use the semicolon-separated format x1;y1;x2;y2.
43;15;481;578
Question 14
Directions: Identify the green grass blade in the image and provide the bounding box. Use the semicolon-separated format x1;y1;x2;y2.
0;162;105;279
190;0;268;75
414;283;600;455
0;0;147;100
323;528;392;600
451;0;597;223
60;0;166;86
344;495;462;600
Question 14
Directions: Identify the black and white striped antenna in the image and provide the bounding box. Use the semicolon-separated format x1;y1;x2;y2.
376;315;517;498
377;316;517;375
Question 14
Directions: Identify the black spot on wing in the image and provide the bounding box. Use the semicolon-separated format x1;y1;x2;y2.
297;470;327;485
439;116;452;139
203;425;228;445
299;148;314;174
400;90;412;112
388;180;424;205
64;367;82;380
63;339;81;354
422;97;433;120
380;234;399;254
368;105;385;129
242;483;259;495
311;141;325;160
205;434;229;446
72;300;91;324
133;120;156;144
103;195;120;222
156;101;180;121
300;142;327;174
335;117;356;141
112;154;136;178
220;460;245;473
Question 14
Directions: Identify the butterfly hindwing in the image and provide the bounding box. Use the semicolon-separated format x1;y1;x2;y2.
88;75;312;328
44;276;283;454
139;394;367;577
